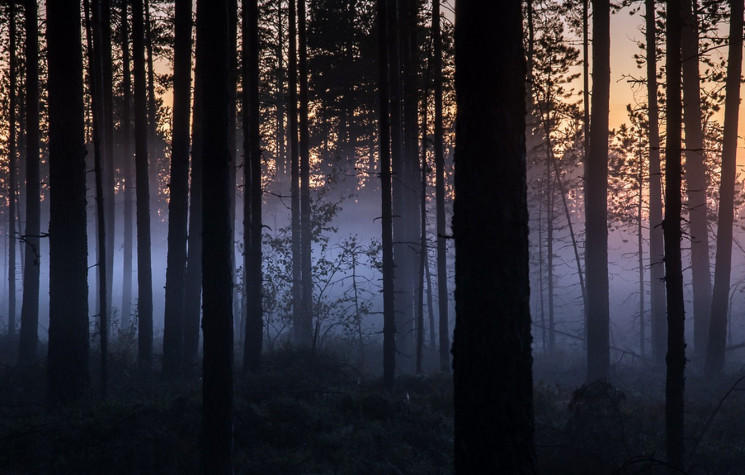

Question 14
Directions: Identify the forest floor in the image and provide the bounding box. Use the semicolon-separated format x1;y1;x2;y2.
1;344;745;474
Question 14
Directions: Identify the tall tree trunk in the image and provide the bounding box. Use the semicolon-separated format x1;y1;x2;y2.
288;0;305;345
99;0;115;321
664;0;686;467
646;0;666;364
682;0;711;355
199;0;234;471
586;0;610;383
433;0;449;372
416;88;427;375
18;0;40;366
7;3;17;342
228;0;238;336
547;169;555;349
243;0;263;373
276;3;286;178
121;0;134;328
183;0;206;376
85;0;110;400
298;0;313;348
144;0;157;139
162;0;192;379
46;0;89;405
638;146;645;356
706;0;743;376
132;0;153;372
378;0;395;391
452;0;534;470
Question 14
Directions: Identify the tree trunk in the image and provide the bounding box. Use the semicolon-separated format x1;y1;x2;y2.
586;0;610;383
416;88;427;375
638;146;645;356
121;0;134;328
664;0;686;467
8;3;17;342
452;0;535;470
183;0;206;376
378;0;395;391
144;0;157;139
100;0;115;322
289;0;306;345
85;0;110;400
243;0;263;373
682;0;711;356
646;0;666;364
132;0;153;372
46;0;89;405
706;0;743;376
162;0;192;379
432;0;449;372
298;0;313;349
199;0;234;471
18;0;40;366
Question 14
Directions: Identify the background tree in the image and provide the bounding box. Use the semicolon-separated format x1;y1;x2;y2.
452;0;535;470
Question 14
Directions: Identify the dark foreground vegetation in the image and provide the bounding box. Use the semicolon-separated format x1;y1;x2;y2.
1;343;745;474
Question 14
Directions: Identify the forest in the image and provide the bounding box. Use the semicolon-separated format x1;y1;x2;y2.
0;0;744;473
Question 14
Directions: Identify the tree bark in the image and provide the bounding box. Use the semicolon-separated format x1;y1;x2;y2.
432;0;449;372
18;0;40;366
646;0;666;364
132;0;154;372
243;0;263;373
682;0;711;355
46;0;89;405
706;0;743;376
452;0;535;470
198;0;234;471
298;0;313;348
664;0;686;467
121;0;134;328
162;0;192;379
586;0;610;383
378;0;395;391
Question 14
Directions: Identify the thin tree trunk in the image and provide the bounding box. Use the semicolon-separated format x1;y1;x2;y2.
183;0;205;376
664;0;686;466
682;0;711;355
46;0;89;405
132;0;153;372
706;0;743;376
121;0;134;328
432;0;449;372
18;0;40;366
638;144;645;356
85;0;110;400
646;0;666;364
199;0;234;471
8;3;17;341
243;0;263;373
425;248;435;351
452;0;535;470
162;0;192;378
289;0;305;345
378;0;395;391
298;0;313;348
100;0;115;321
144;0;157;139
416;87;427;375
276;2;285;178
586;0;610;383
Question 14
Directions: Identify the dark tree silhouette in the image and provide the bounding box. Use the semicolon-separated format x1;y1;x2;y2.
452;0;535;471
120;0;134;328
299;0;313;349
663;0;686;467
198;0;234;471
646;0;666;363
46;0;90;405
162;0;192;379
18;0;41;366
706;0;743;376
7;2;17;343
377;0;395;391
586;0;610;383
243;0;263;373
682;0;711;355
132;0;154;372
432;0;449;373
